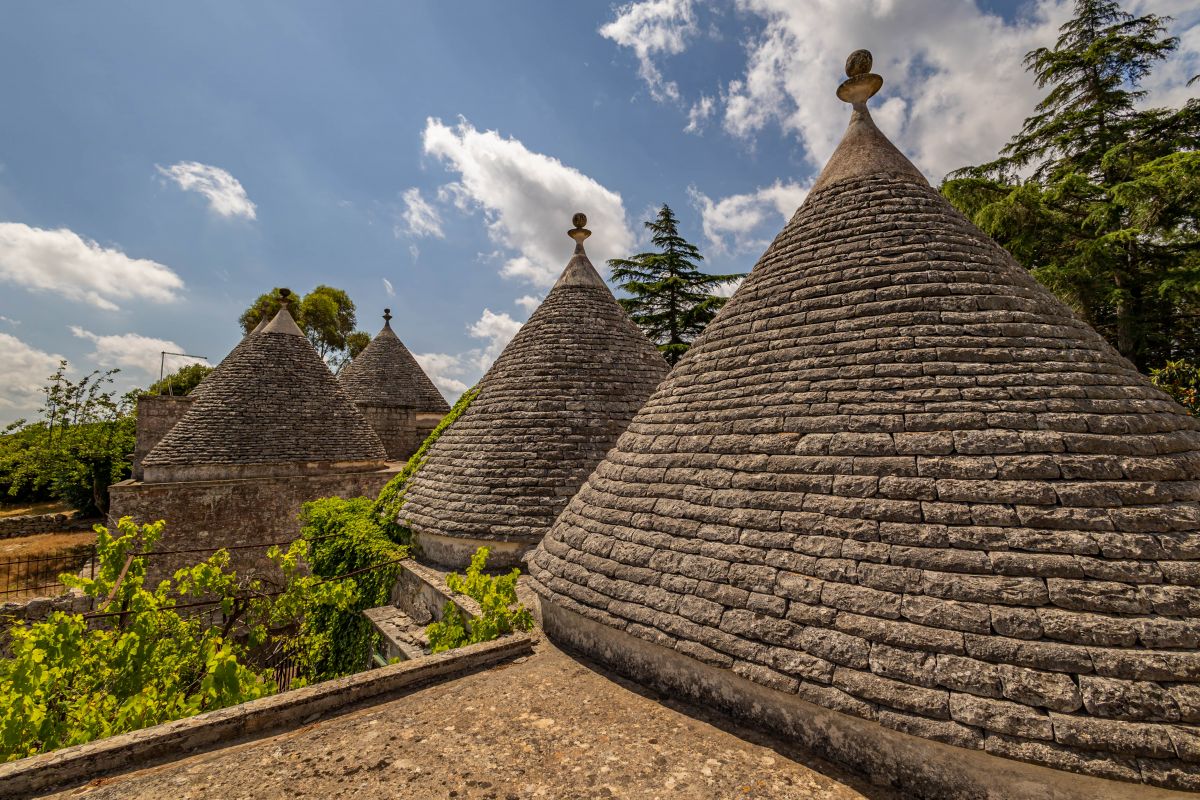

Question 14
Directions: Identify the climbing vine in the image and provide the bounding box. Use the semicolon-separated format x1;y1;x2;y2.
373;386;478;538
294;497;408;679
426;547;534;653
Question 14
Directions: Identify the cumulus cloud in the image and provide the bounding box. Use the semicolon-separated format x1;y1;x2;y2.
422;117;634;288
0;333;61;416
156;161;257;220
414;307;525;400
412;352;470;395
689;179;808;254
601;1;1183;182
397;187;445;238
600;0;697;103
0;222;185;310
70;326;209;375
717;0;1085;180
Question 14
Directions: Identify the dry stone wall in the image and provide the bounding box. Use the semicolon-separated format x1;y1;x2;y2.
0;512;93;540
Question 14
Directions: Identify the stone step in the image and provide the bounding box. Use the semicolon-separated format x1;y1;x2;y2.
363;605;427;661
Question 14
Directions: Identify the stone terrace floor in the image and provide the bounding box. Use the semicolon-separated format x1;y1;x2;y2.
44;634;897;800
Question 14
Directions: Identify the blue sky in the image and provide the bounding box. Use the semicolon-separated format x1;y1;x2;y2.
1;1;1196;423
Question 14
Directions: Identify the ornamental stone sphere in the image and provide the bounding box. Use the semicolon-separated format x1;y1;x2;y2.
845;49;872;77
572;212;587;229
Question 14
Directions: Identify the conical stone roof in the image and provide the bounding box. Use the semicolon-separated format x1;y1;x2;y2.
400;215;669;567
530;53;1200;793
143;300;387;482
338;311;450;412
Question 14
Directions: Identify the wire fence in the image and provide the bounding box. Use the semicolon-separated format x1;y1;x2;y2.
0;547;96;600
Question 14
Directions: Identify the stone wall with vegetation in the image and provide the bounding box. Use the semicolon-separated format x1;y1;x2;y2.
108;468;398;584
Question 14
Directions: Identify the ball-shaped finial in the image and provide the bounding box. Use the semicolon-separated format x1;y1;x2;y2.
837;49;883;105
279;288;292;301
383;308;392;322
568;212;591;244
845;49;873;78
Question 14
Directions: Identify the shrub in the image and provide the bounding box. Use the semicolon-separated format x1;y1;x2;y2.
426;547;534;653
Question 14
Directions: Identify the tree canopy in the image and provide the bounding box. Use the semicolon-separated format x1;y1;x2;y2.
0;363;135;514
146;363;213;396
238;285;370;372
942;0;1200;375
609;204;744;365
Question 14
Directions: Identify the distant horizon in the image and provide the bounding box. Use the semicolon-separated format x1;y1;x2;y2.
2;0;1197;425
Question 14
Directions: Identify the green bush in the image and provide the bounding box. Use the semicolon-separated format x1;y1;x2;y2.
426;547;534;653
1151;359;1200;415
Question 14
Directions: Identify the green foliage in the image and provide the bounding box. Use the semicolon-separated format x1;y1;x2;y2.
0;506;410;761
426;547;534;654
609;204;744;365
0;518;269;760
1151;359;1200;415
942;0;1200;373
0;363;136;514
146;363;213;396
374;386;479;538
238;285;370;372
295;497;408;679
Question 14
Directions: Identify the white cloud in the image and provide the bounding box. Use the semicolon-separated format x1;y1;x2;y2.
689;179;808;254
156;161;257;220
711;0;1087;182
0;222;185;310
467;309;523;369
397;187;445;238
412;352;470;395
595;0;1194;182
382;277;395;297
600;0;697;103
515;295;542;314
0;333;61;417
685;94;715;134
414;307;525;400
422;117;634;288
0;315;19;326
69;326;209;375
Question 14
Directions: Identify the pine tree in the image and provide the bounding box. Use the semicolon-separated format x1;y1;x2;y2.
609;205;744;365
942;0;1200;373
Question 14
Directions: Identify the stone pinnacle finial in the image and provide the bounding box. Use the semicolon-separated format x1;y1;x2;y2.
278;287;292;308
836;49;883;105
383;308;392;324
568;212;591;247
